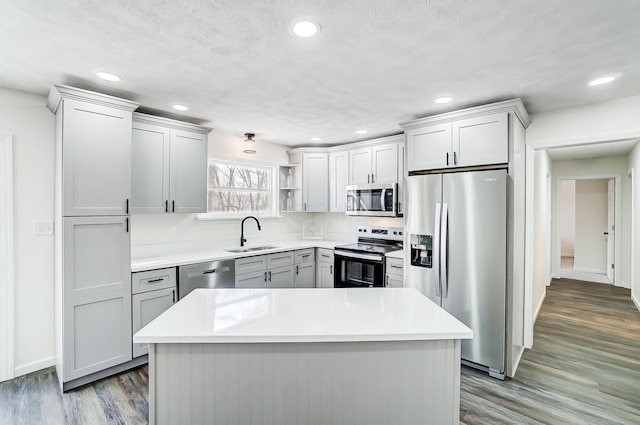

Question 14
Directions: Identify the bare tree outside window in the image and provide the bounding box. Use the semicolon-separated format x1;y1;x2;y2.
207;160;272;214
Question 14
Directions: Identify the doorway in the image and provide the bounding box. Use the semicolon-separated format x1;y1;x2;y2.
1;134;14;382
558;177;615;284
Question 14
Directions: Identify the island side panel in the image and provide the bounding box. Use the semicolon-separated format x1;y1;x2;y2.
149;339;462;425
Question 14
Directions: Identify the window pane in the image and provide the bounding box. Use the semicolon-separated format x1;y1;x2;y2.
207;160;273;215
208;190;270;213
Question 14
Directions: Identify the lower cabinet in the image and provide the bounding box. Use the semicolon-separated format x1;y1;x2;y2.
295;248;315;288
268;265;295;288
131;267;176;358
385;256;404;288
235;252;294;288
316;248;334;288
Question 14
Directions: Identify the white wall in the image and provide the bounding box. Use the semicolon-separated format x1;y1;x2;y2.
552;158;629;287
628;144;640;308
574;179;608;272
527;95;640;148
532;150;552;322
560;180;575;257
0;87;56;375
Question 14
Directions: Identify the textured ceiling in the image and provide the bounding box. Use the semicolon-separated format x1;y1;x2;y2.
2;0;640;147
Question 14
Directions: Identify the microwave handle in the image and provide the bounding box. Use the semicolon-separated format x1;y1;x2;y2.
380;188;386;210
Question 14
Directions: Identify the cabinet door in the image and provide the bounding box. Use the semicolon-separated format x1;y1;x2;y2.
132;287;175;357
385;274;403;288
267;266;294;288
397;141;406;215
316;262;334;288
236;270;267;288
235;255;267;274
329;151;349;212
63;292;132;381
406;123;452;172
266;251;294;269
348;147;372;185
302;154;329;212
63;216;131;300
453;113;508;167
371;143;398;184
170;129;208;213
131;122;170;214
295;262;316;288
62;99;132;216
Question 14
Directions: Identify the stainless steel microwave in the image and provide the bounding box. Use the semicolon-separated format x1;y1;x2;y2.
346;183;397;216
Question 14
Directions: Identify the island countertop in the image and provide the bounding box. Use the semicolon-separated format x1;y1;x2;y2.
134;287;473;344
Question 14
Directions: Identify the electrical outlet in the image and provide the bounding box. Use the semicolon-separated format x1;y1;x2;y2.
34;221;54;235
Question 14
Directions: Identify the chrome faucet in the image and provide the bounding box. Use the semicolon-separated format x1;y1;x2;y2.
240;216;261;247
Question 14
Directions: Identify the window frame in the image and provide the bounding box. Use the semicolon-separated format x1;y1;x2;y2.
198;158;279;220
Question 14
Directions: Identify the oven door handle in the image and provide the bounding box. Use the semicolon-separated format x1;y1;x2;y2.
334;250;384;262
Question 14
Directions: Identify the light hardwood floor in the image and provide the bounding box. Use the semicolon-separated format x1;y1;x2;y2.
1;278;639;424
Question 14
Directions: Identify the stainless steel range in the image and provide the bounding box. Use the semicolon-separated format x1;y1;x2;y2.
334;226;403;288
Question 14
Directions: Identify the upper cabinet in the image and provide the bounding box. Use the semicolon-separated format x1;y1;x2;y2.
302;153;329;212
348;143;398;185
131;113;212;214
47;85;139;216
329;150;348;212
401;100;530;173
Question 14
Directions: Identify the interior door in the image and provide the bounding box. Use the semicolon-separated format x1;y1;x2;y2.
441;169;507;372
607;179;615;283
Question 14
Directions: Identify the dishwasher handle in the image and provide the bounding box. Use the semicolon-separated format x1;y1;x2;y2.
202;266;230;275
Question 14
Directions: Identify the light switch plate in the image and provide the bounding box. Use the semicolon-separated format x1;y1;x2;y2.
34;221;54;235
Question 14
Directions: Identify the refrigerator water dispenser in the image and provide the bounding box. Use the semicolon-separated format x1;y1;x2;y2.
410;234;432;268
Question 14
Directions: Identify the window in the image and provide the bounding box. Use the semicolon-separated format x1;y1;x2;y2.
205;159;275;217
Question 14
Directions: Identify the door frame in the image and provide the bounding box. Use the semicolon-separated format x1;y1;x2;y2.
554;174;622;285
0;134;14;382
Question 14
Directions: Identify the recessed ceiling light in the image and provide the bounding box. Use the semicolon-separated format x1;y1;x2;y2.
356;130;368;134
96;71;121;82
435;96;453;104
588;76;615;86
172;104;189;111
293;21;320;37
311;137;322;141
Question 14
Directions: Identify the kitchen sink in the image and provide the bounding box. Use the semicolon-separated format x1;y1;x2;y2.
224;245;279;253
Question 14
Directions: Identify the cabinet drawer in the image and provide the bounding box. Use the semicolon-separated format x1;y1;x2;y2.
235;270;267;289
266;251;294;269
236;255;267;274
317;248;334;264
386;257;404;276
295;248;315;264
132;268;176;295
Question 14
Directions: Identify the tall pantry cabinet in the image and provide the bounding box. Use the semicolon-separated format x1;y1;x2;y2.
47;85;141;391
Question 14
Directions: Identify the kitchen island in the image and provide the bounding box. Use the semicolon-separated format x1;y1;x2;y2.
134;287;472;425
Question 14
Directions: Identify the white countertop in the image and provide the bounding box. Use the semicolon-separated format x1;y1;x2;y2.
133;287;473;344
385;249;404;259
131;239;349;272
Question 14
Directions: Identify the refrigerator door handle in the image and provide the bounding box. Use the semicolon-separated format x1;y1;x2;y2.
434;203;442;297
441;203;449;298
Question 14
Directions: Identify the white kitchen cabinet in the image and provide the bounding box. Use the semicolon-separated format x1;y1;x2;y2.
58;96;135;216
348;143;398;185
385;256;404;288
131;267;177;358
279;164;302;212
63;291;132;381
132;287;175;357
404;113;508;172
236;270;268;289
131;113;212;214
235;251;295;288
397;141;406;216
329;150;348;212
302;153;329;212
267;265;295;288
316;248;335;288
294;248;315;288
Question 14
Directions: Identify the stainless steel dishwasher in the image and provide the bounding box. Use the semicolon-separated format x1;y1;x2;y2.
178;260;235;299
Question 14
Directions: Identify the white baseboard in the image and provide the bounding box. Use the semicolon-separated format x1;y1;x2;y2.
573;266;607;274
551;273;561;280
533;290;546;323
14;356;55;378
632;294;640;312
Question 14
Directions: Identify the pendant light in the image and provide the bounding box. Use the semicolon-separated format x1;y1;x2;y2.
243;133;256;154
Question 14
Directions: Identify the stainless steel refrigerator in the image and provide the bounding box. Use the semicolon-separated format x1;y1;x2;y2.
404;169;507;379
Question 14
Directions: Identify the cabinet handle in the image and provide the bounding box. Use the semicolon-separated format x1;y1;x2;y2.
391;264;403;269
330;265;333;274
454;152;458;165
147;278;164;283
125;198;129;214
172;200;175;213
296;265;299;275
264;271;267;282
172;289;176;303
446;152;450;166
125;217;129;233
321;254;330;259
165;200;168;213
268;271;272;281
371;173;374;183
304;202;307;211
398;202;401;213
367;174;370;184
302;254;310;258
386;275;389;287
